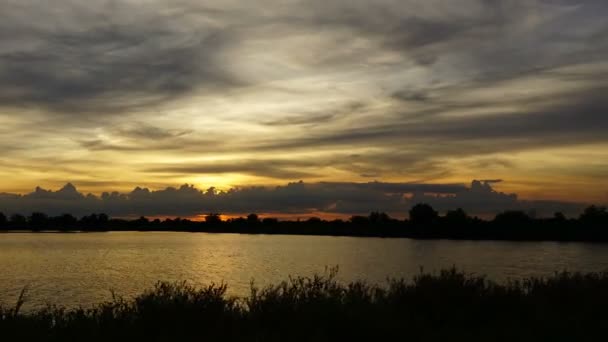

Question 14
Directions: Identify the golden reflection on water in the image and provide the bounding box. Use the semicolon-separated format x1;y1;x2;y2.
1;232;608;310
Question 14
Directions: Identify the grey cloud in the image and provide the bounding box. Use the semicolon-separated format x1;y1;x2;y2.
391;90;430;102
261;114;337;127
145;159;322;179
115;123;193;140
253;86;608;155
259;102;365;127
335;152;451;180
0;180;588;218
283;0;608;72
2;0;607;116
1;0;607;202
79;140;143;152
77;134;221;152
411;180;586;218
77;139;195;152
0;1;239;115
140;151;451;183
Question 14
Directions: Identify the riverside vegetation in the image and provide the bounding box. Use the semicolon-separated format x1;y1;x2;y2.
2;268;608;341
1;204;608;241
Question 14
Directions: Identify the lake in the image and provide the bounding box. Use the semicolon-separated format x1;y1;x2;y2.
2;232;608;310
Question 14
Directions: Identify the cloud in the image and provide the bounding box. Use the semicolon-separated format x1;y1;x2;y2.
0;0;607;205
391;90;430;102
252;84;608;156
261;114;339;127
145;159;322;179
0;1;239;115
0;180;588;219
115;123;193;140
4;0;605;117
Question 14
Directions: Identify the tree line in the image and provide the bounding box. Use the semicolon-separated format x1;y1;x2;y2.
1;204;607;241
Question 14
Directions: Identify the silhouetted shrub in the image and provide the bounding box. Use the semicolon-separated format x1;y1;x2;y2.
3;269;608;341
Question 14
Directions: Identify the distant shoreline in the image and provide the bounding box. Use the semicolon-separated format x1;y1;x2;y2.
2;227;608;244
1;204;607;242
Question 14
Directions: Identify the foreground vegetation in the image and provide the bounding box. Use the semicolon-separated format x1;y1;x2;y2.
2;269;608;341
1;204;608;241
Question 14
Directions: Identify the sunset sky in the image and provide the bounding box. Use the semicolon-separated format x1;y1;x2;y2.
1;0;607;218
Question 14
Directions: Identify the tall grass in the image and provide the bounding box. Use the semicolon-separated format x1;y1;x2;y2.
2;268;608;341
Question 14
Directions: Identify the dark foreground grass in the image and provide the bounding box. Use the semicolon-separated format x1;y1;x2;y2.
2;269;608;341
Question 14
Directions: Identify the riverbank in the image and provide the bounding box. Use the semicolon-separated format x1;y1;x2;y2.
2;268;608;341
1;204;607;242
3;226;608;244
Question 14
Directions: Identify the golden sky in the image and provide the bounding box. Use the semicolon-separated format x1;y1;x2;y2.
0;0;607;217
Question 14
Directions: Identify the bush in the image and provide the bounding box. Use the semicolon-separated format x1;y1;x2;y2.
2;268;608;341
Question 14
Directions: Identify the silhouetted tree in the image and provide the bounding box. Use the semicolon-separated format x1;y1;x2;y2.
81;214;98;225
134;216;150;225
98;213;109;225
444;208;469;225
10;214;26;226
554;212;567;221
306;217;322;223
247;213;260;225
205;213;222;225
230;217;247;226
580;205;608;225
4;203;608;241
55;213;77;228
350;215;370;225
409;204;438;226
493;211;531;226
262;217;279;225
369;212;390;224
163;218;173;224
28;212;49;226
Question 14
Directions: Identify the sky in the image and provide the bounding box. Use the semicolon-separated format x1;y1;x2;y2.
0;0;607;218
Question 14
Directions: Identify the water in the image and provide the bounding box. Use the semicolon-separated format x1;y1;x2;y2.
2;232;608;310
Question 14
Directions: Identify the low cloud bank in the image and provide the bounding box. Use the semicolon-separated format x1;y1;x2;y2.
0;181;589;219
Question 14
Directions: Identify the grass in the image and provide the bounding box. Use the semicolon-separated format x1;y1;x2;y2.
2;268;608;341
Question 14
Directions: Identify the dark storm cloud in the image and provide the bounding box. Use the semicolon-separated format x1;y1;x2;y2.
0;180;586;218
